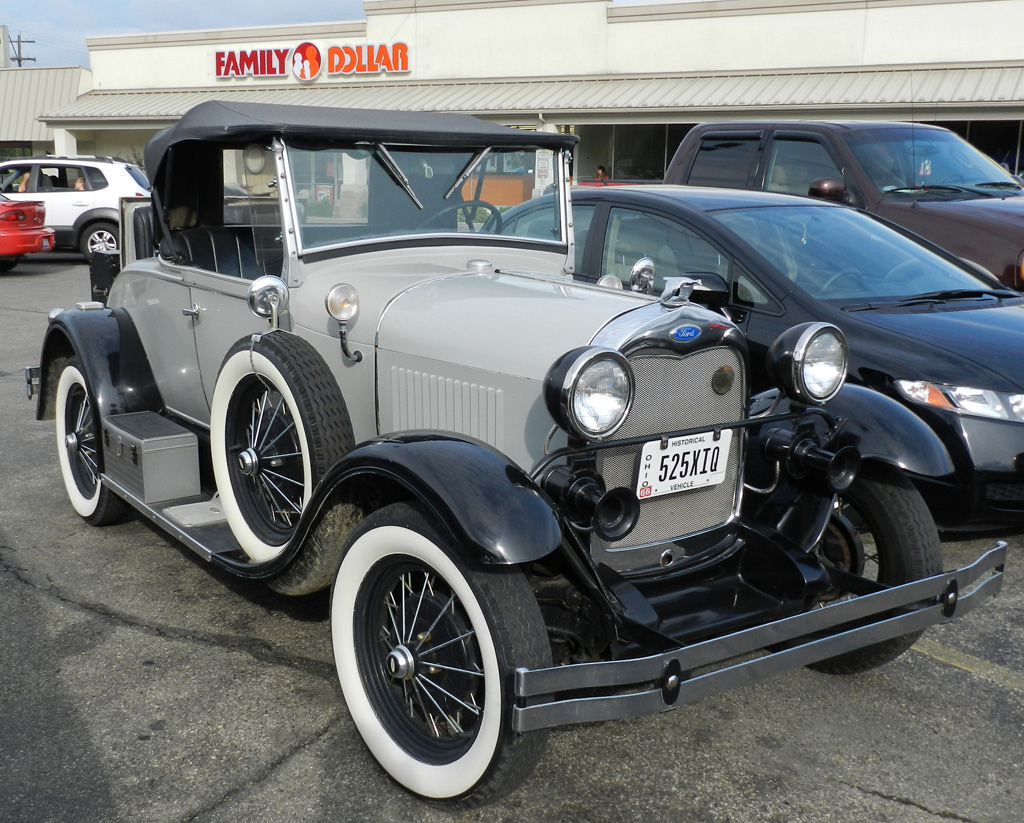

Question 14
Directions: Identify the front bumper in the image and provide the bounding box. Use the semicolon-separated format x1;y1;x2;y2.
513;543;1005;732
914;407;1024;528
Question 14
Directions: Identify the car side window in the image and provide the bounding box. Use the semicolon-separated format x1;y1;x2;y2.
0;165;33;193
601;207;730;291
84;166;109;191
687;137;760;187
732;266;778;311
764;139;842;196
571;204;595;273
38;166;71;191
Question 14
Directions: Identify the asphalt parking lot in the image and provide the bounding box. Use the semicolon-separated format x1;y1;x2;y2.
2;253;1023;823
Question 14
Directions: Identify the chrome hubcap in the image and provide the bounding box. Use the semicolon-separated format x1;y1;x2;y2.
237;447;259;477
385;644;417;681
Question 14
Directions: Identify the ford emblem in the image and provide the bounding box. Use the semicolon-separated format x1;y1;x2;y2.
670;325;701;342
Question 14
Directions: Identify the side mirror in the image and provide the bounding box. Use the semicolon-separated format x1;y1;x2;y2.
247;275;289;328
808;177;847;201
629;257;656;294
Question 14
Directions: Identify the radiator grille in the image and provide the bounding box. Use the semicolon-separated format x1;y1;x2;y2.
595;347;744;552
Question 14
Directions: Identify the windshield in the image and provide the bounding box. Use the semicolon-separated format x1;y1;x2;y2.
846;127;1021;195
712;204;1003;303
285;143;561;252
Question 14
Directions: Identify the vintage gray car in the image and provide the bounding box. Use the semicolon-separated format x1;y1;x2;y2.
28;102;1005;806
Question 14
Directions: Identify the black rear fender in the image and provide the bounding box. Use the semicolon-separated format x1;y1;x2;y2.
36;307;161;421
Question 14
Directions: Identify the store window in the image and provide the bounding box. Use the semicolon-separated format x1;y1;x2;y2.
575;124;695;183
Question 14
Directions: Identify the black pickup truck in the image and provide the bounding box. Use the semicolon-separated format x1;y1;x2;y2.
664;121;1024;287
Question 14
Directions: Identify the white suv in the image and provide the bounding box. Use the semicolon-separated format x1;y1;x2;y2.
0;155;149;259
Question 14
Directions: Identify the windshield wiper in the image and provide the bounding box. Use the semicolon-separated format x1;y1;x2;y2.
374;144;423;209
843;287;1019;311
974;181;1023;191
883;184;972;195
895;288;1019;305
446;148;491;200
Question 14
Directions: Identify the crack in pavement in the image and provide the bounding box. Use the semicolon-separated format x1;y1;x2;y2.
0;548;337;683
181;713;345;823
852;785;977;822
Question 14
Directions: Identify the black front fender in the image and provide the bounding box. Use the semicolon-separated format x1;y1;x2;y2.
758;383;955;479
308;433;562;565
36;306;161;421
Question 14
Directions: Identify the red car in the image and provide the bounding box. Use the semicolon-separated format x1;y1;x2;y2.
0;193;54;272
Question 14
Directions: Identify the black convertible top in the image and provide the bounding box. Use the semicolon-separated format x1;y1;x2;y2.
144;100;577;178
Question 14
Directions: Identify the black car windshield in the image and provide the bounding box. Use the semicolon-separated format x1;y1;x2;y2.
712;204;1004;303
286;144;561;251
845;127;1021;195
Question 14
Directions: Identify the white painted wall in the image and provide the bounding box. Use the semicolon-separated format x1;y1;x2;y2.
83;1;1024;92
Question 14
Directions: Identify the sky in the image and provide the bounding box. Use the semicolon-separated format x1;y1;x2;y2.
3;0;369;68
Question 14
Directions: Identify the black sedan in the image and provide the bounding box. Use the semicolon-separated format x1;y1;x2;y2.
497;185;1024;529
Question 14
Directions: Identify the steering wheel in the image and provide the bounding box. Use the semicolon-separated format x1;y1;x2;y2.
816;269;858;297
879;258;932;289
421;200;502;233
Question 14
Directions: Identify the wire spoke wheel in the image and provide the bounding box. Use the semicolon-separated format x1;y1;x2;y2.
361;559;485;759
211;333;353;565
226;377;306;541
332;503;550;805
54;359;128;526
63;376;101;497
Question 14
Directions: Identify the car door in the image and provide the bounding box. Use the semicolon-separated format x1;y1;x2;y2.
186;270;267;409
29;164;95;234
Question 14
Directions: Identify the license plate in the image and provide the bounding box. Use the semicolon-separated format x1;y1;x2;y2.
42;238;51;250
636;429;732;500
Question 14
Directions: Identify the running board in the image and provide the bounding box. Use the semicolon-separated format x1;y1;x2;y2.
102;474;243;561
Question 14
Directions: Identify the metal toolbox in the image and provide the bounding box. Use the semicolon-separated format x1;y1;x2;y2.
102;412;200;504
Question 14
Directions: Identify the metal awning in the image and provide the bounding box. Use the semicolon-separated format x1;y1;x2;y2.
1;66;88;142
41;62;1024;131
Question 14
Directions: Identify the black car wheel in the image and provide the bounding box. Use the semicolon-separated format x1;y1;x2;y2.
331;503;550;806
812;464;942;674
211;332;352;564
80;221;118;260
55;358;129;526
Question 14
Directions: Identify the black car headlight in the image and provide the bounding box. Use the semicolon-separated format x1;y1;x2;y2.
896;380;1024;422
766;322;848;405
545;347;634;440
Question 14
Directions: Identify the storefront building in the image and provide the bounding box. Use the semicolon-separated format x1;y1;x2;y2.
32;0;1024;178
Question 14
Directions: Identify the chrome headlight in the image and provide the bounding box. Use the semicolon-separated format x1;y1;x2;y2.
896;380;1024;422
325;283;359;322
545;347;634;440
766;322;848;405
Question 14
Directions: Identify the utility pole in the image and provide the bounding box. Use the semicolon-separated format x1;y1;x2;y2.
8;30;36;67
0;26;10;68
